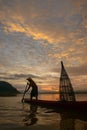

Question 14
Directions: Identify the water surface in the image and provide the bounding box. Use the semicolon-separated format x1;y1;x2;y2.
0;94;87;130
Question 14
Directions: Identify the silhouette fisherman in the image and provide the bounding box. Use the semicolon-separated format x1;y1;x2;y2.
26;77;38;100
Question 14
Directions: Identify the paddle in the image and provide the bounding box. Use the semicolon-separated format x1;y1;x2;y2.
21;83;28;103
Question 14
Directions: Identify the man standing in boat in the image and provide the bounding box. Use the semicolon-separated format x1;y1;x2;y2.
26;77;38;100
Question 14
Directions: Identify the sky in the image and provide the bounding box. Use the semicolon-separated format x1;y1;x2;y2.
0;0;87;92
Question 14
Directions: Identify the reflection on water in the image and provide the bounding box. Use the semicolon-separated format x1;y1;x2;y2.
59;109;87;130
23;104;38;126
60;117;87;130
60;115;87;130
0;94;87;130
59;111;85;130
22;102;87;130
38;93;59;101
60;118;75;130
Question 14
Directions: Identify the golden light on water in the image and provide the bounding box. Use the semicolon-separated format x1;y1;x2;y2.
38;94;59;101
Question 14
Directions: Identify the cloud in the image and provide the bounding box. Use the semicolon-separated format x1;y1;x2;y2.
0;0;87;91
68;64;87;76
0;0;87;43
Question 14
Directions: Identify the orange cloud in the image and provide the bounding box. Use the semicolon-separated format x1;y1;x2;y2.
3;20;66;44
49;52;69;59
3;22;25;33
39;85;58;91
0;0;87;45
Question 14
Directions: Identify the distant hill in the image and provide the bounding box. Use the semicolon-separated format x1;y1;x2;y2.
0;81;20;96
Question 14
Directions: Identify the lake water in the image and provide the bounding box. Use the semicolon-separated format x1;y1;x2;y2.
0;94;87;130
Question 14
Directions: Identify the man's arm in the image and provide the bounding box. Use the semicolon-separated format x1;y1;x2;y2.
25;83;30;92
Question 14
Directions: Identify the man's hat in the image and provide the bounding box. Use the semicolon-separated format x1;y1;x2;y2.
26;77;32;81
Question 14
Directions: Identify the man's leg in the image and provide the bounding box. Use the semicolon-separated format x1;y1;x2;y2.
36;95;38;100
30;94;32;100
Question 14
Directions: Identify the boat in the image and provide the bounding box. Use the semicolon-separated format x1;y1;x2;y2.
23;61;87;111
23;98;87;111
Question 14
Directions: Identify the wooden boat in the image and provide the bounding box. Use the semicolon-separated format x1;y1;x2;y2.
23;98;87;111
23;62;87;112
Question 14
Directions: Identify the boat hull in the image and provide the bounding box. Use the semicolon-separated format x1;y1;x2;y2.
23;98;87;111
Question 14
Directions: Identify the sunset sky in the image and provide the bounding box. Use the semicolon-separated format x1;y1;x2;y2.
0;0;87;92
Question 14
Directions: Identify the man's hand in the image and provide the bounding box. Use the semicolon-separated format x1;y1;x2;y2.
27;82;29;85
